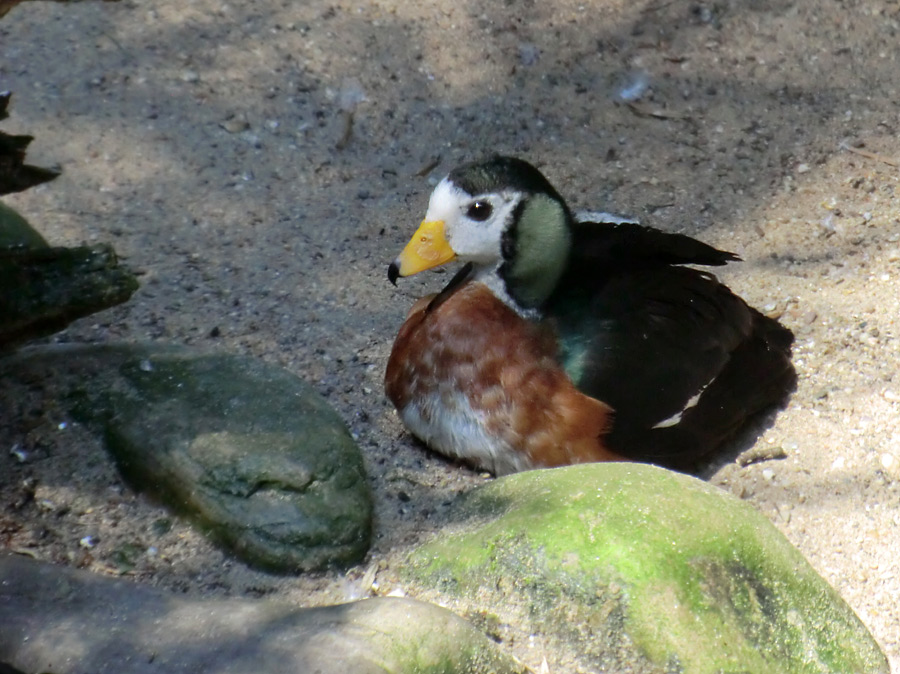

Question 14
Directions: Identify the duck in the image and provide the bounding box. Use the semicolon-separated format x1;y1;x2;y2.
384;156;795;475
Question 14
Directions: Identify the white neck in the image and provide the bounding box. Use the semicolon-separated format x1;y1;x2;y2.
474;265;543;320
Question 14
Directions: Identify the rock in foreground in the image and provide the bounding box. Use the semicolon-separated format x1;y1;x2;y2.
407;463;888;674
0;552;523;674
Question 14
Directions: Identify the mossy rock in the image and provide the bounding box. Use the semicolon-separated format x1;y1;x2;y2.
0;244;137;351
1;344;374;572
406;463;888;673
0;201;48;249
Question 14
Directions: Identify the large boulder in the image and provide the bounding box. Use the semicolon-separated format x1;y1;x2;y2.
1;344;373;571
406;463;888;673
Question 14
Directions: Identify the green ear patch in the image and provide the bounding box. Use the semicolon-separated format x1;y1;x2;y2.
505;194;571;308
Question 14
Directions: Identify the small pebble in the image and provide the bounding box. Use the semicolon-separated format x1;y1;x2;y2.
139;359;153;372
764;304;784;319
243;134;262;149
518;43;540;66
338;78;366;112
617;71;649;102
774;502;791;523
881;454;895;469
797;163;810;173
221;117;250;133
738;445;787;466
762;468;775;481
181;69;200;83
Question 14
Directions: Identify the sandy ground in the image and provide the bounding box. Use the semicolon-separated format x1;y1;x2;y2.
1;0;899;670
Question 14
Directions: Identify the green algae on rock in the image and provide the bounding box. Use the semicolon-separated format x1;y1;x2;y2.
0;202;48;249
407;463;888;674
0;244;138;351
99;348;374;572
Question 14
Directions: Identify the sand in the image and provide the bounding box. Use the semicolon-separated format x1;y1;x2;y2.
1;0;898;670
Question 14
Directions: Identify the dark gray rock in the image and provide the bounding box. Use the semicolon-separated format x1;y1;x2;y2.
1;344;373;571
0;201;48;248
0;244;138;352
0;552;524;674
0;91;62;194
1;92;130;352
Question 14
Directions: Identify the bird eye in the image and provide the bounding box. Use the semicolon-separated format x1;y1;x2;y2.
466;201;493;222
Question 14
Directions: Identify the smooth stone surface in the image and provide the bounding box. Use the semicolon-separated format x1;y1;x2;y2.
0;552;524;674
0;344;373;571
407;463;889;674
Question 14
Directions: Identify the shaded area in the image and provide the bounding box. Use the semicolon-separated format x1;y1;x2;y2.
1;91;137;352
0;244;137;351
2;344;373;572
0;92;60;195
0;552;524;674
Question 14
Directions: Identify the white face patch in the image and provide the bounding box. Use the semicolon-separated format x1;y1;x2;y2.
424;177;523;267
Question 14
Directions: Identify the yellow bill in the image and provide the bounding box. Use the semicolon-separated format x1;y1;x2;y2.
390;219;456;280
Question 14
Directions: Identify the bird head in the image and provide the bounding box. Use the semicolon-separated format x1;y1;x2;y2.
389;156;574;312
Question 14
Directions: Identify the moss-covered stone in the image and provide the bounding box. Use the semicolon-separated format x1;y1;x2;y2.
100;349;374;571
0;201;48;248
1;343;373;572
0;244;138;351
407;463;888;674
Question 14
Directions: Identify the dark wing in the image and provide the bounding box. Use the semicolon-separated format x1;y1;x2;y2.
547;220;795;468
565;219;740;273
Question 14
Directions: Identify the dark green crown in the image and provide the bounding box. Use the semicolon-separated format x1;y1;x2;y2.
448;156;569;209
